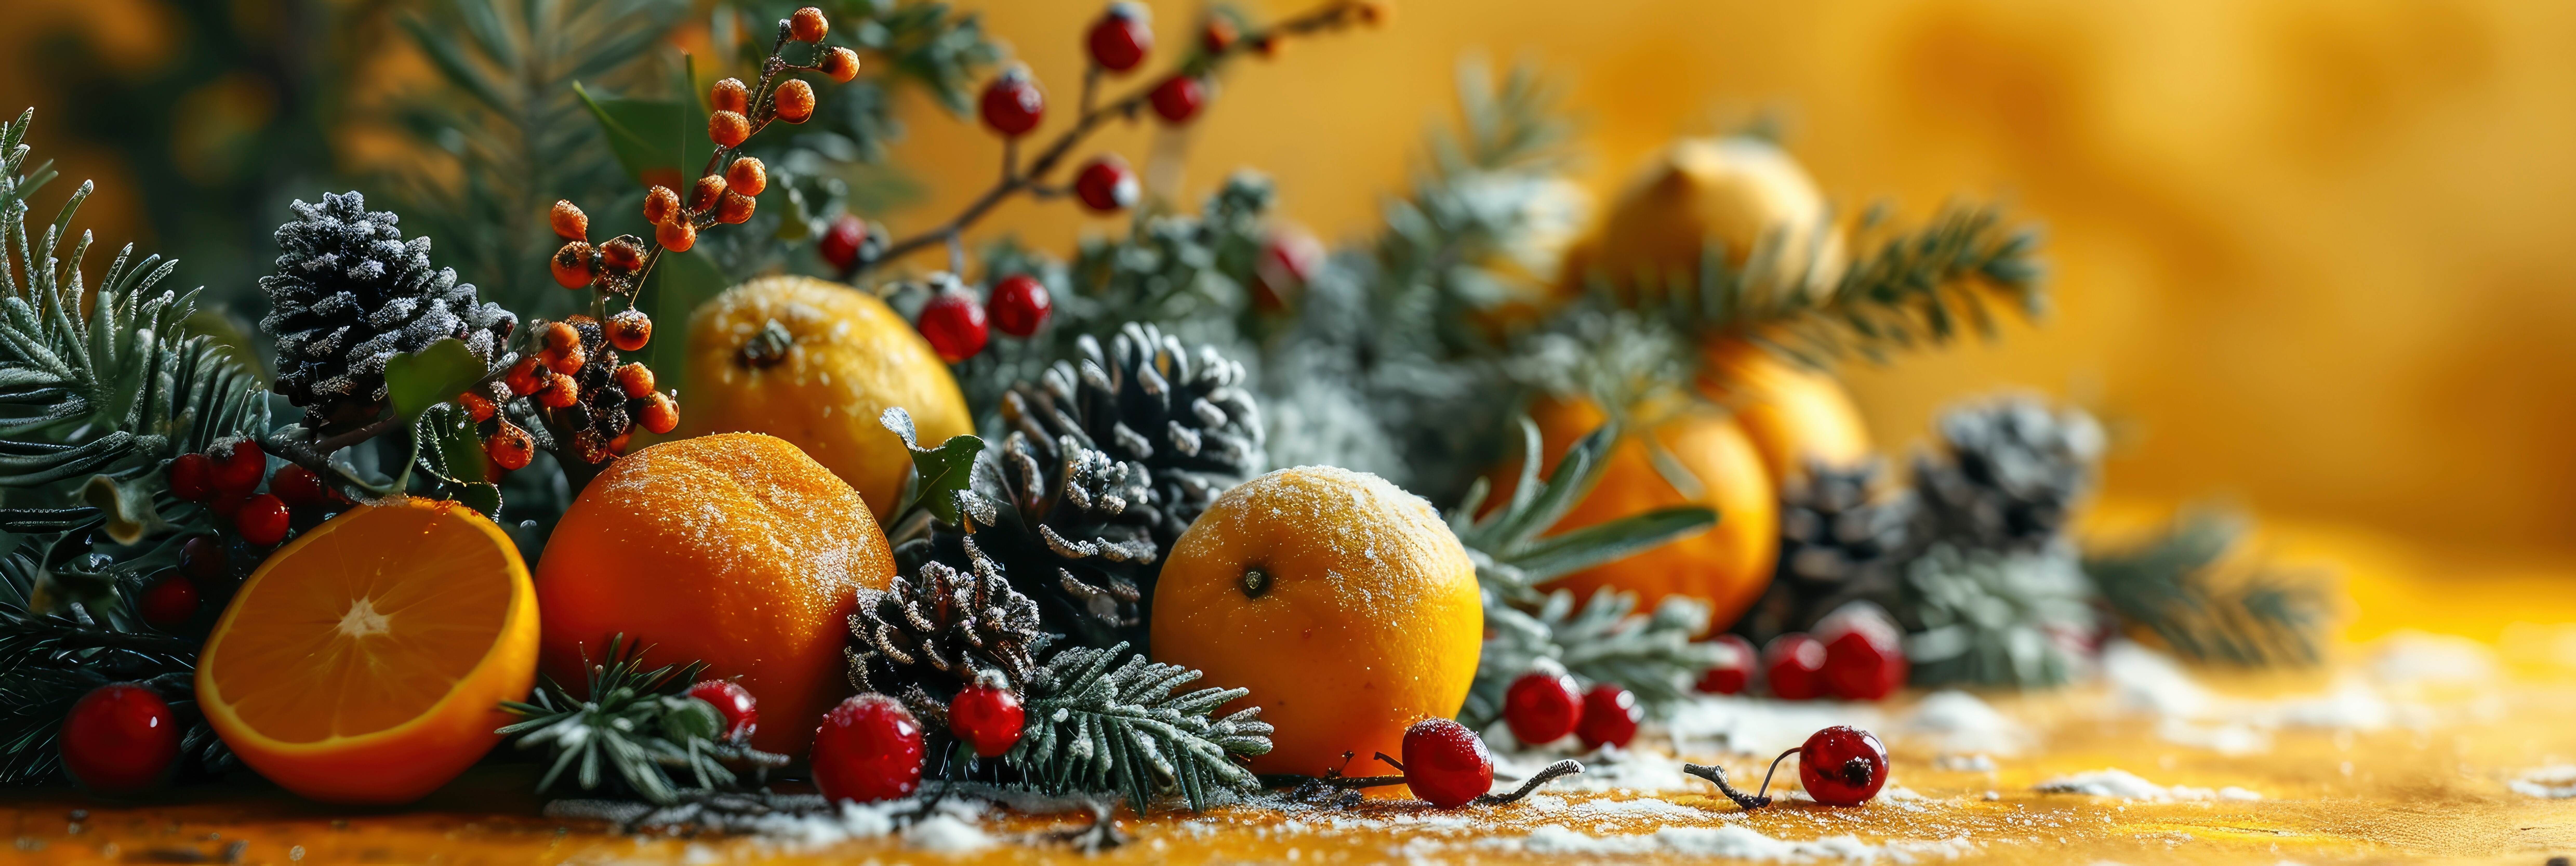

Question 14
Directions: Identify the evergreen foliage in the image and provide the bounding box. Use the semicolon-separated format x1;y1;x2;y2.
498;637;789;805
1005;642;1272;814
2086;509;2330;667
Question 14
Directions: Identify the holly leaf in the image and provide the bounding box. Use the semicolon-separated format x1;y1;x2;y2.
414;402;501;520
382;339;488;423
574;83;713;187
880;407;983;526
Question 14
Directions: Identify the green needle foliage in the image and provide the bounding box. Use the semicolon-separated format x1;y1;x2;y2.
1007;642;1272;814
499;636;788;805
2086;508;2330;668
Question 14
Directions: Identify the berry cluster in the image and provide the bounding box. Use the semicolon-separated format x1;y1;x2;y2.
808;682;1026;803
1699;605;1909;702
1502;667;1645;751
159;439;353;630
489;313;676;466
914;273;1053;363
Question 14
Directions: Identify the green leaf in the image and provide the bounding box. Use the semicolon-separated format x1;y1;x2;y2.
419;402;489;487
1512;506;1715;584
641;248;727;400
879;408;983;526
382;339;488;423
574;83;712;186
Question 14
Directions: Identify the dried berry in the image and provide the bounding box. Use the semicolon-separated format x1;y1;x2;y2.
600;235;646;274
550;241;595;289
691;175;729;212
643;186;681;225
789;6;828;43
775;78;816;123
726;157;767;197
709;110;751;148
716;193;756;225
608;309;652;352
486;420;535;471
614;362;656;399
821;47;860;83
549;200;588;240
657;218;697;253
459;392;496;422
504;356;544;397
539;372;581;409
711;77;750;114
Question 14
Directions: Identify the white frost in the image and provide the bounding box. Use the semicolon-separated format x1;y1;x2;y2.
2034;769;2262;802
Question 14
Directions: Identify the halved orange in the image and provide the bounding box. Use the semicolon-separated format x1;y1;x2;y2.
196;497;539;804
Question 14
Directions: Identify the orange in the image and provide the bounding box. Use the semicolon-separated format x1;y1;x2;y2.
680;275;973;520
1489;395;1779;630
195;498;538;804
1562;136;1845;306
1150;466;1483;782
534;432;895;756
1699;339;1873;484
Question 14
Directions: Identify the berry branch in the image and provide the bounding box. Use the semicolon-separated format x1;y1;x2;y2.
857;0;1384;274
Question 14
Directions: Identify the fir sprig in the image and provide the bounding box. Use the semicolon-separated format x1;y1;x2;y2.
1006;642;1271;814
2085;509;2330;668
1449;418;1715;605
498;637;788;805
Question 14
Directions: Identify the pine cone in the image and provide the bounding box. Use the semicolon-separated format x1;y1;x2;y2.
1901;543;2100;688
260;192;516;432
847;536;1048;721
1734;459;1915;643
1000;322;1265;544
1911;396;2103;554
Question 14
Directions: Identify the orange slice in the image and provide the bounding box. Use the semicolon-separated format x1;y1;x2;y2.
196;498;539;804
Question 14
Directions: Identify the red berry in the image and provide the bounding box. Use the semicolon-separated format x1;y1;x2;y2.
685;680;759;743
211;440;264;499
270;464;326;508
1399;717;1492;808
1072;155;1139;213
639;393;681;435
979;68;1044;137
1765;633;1828;700
1085;3;1152;72
986;275;1053;338
1574;683;1641;749
1149;75;1207;123
1502;670;1581;746
235;494;290;547
1816;605;1908;701
1253;227;1323;309
1696;634;1758;695
948;677;1026;758
918;288;989;363
179;535;224;585
811;693;924;803
60;683;180;795
139;576;198;631
1201;19;1238;54
208;494;246;521
819;215;868;272
1795;725;1890;806
166;453;213;502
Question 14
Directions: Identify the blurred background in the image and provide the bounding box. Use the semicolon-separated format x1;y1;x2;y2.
5;0;2575;639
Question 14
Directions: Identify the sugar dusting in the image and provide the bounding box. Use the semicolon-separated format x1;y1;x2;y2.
2508;765;2576;798
2034;769;2262;802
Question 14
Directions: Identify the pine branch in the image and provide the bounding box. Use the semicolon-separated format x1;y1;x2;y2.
1902;543;2098;688
2084;509;2329;668
1450;417;1715;605
499;636;788;805
1463;589;1719;730
1007;642;1271;814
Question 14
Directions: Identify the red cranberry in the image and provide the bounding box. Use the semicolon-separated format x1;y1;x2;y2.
684;679;759;743
269;464;327;508
210;440;265;499
1764;633;1827;700
60;683;180;795
948;678;1026;758
1084;3;1152;72
179;535;225;586
1072;155;1139;213
1253;227;1322;310
234;494;290;548
1816;605;1908;701
979;68;1045;137
917;287;990;362
1573;683;1641;749
138;576;198;631
1398;718;1492;809
1696;634;1758;695
1149;75;1206;123
819;215;868;272
1502;670;1581;746
986;274;1053;338
166;453;213;502
811;694;924;803
1795;725;1889;806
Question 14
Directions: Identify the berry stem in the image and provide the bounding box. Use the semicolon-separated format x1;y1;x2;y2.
1682;762;1773;811
1758;747;1800;799
860;0;1374;274
1470;759;1585;806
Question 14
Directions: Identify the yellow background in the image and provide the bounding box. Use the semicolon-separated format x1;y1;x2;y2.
9;0;2576;589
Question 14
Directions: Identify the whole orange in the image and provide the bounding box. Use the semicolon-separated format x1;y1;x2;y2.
1562;136;1845;305
535;433;896;756
197;498;537;804
1700;339;1873;484
681;275;972;520
1150;466;1482;782
1488;395;1779;630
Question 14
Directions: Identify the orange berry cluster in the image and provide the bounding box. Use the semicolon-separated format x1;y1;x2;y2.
485;313;676;468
